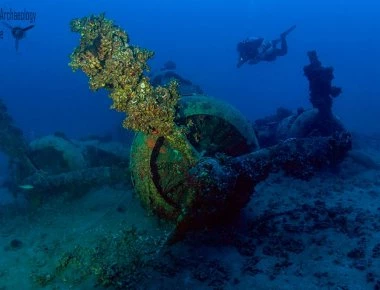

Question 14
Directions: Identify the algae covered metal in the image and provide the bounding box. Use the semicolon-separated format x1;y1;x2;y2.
130;95;259;222
69;13;261;231
68;14;351;240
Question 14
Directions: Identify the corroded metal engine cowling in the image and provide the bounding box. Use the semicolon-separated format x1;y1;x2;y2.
130;95;259;227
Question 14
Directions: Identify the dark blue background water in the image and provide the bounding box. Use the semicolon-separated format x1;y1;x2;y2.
1;0;379;140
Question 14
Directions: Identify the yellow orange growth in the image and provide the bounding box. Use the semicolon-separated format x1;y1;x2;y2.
69;14;197;164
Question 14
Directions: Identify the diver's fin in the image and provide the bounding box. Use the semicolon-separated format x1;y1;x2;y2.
280;25;296;38
22;25;35;32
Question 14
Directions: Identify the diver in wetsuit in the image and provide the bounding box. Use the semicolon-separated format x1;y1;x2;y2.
236;25;296;68
2;22;35;51
150;61;203;96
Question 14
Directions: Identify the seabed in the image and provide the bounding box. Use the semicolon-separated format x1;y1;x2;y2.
1;134;380;289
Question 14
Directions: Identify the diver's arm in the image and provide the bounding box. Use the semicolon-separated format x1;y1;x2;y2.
237;57;248;68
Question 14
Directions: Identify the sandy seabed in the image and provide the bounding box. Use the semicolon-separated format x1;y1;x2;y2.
1;134;380;290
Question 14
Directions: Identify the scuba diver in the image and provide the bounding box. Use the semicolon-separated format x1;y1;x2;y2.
2;22;35;51
150;61;203;96
236;25;296;68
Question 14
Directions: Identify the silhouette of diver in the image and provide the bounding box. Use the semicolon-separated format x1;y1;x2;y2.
150;61;203;96
237;25;296;68
2;22;35;51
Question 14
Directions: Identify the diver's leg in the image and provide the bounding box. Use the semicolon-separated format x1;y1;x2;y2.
271;39;280;48
261;47;277;62
280;25;296;38
274;25;295;57
276;36;288;56
266;36;287;59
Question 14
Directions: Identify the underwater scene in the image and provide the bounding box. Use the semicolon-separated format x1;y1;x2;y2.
1;0;380;289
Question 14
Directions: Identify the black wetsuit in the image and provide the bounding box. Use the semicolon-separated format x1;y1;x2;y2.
236;25;295;67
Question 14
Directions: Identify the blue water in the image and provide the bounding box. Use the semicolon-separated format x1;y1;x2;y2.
1;2;380;289
1;0;379;139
